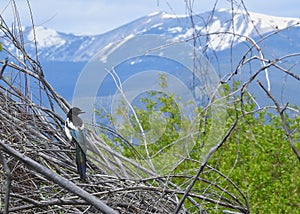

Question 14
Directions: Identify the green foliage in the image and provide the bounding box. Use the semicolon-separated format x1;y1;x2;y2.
96;78;300;213
134;91;181;154
101;73;192;159
209;110;300;213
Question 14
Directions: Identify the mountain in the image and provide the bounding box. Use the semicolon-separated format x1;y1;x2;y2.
3;9;300;62
2;9;300;108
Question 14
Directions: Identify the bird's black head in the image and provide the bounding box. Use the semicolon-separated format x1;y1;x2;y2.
67;107;85;118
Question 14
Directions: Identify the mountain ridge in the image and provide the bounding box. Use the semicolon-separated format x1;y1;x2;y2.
3;9;300;62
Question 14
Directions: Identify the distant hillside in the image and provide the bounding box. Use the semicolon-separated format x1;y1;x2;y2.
2;9;299;62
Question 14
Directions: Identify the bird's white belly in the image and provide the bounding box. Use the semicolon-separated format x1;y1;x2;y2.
65;122;73;140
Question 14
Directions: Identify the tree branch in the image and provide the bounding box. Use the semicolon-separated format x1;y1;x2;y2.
174;120;238;213
0;149;12;214
0;140;119;214
257;80;300;161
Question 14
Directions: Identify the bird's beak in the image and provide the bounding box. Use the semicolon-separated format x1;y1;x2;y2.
79;110;85;114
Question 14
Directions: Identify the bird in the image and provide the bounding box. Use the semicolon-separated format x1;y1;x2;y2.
65;107;87;180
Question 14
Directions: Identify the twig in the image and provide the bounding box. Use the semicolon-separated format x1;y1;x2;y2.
0;57;8;78
105;68;155;172
257;80;300;161
174;120;238;213
0;149;12;214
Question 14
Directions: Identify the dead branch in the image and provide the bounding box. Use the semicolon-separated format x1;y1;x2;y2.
0;150;12;214
257;80;300;161
0;140;119;214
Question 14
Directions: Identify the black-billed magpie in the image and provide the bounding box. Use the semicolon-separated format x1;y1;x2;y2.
65;107;87;180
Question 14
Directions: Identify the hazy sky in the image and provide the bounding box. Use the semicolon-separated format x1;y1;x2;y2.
2;0;300;35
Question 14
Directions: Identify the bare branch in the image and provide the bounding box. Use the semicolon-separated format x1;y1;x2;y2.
257;80;300;161
0;140;119;214
0;150;12;214
175;120;238;213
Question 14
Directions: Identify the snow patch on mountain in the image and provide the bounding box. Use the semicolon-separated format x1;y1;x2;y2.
168;27;183;33
162;13;189;19
170;9;300;50
3;9;300;62
27;26;66;48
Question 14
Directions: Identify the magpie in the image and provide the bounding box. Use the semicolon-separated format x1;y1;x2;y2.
65;107;87;180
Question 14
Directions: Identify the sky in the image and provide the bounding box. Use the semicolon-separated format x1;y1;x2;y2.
1;0;300;35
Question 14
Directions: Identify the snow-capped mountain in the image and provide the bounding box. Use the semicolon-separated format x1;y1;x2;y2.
2;9;300;109
4;9;300;62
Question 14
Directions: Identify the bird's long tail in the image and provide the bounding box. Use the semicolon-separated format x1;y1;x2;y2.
76;143;86;180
